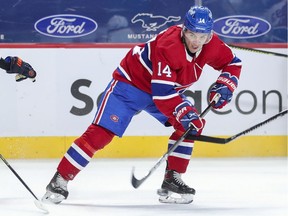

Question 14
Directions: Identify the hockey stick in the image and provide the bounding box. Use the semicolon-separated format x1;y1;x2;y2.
0;154;49;213
189;109;288;144
229;44;288;58
131;94;220;188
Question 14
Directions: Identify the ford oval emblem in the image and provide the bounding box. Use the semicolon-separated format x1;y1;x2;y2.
34;14;98;38
213;15;271;39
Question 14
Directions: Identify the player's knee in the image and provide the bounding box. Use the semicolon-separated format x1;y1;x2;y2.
75;124;115;153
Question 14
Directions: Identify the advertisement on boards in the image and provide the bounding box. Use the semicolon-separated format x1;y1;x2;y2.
0;0;286;43
0;47;286;137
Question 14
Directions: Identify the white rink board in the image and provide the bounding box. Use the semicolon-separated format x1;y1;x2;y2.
0;47;287;136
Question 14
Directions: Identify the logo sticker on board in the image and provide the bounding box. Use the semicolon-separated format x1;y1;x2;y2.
131;13;181;31
34;14;98;38
213;15;271;39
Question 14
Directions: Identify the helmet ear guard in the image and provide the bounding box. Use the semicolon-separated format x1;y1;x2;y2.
183;6;214;34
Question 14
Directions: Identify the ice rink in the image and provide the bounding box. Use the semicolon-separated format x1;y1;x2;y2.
0;157;287;216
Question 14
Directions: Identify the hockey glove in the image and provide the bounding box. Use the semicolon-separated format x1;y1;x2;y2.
209;72;238;109
0;57;36;82
174;101;205;136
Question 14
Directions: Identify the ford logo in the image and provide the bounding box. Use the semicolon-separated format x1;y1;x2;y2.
34;14;98;38
213;15;271;39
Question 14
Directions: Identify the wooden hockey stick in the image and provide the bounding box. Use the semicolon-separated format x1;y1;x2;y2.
189;109;288;144
0;154;49;213
131;93;220;188
229;44;288;58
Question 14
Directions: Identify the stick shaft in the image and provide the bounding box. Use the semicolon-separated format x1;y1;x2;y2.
227;109;288;142
189;109;288;144
131;97;218;188
151;101;214;171
229;44;288;58
166;101;214;153
0;154;39;200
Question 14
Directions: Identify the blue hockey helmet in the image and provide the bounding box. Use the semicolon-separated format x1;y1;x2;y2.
183;6;213;33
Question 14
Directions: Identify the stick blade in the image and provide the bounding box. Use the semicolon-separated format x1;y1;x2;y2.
131;167;147;189
34;200;49;214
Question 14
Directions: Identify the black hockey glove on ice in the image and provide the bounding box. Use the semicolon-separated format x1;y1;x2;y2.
0;56;37;82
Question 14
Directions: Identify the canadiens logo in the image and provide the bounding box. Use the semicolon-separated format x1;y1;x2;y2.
131;13;181;31
110;115;119;122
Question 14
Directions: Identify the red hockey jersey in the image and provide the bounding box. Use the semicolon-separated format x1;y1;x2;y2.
113;25;242;119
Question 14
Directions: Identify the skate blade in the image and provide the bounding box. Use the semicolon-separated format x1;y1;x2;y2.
42;191;65;205
157;188;169;196
34;200;49;214
159;192;193;204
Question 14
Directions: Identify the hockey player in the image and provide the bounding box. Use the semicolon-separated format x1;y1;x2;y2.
42;6;242;204
0;56;36;81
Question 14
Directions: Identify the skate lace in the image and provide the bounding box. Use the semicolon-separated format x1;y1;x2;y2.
172;172;188;187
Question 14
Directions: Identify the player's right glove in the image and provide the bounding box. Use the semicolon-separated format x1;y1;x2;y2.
174;101;205;136
0;56;36;82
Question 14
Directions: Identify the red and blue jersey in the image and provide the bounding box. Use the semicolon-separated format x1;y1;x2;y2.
113;25;242;119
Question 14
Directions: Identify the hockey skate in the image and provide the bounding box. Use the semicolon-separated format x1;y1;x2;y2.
157;170;195;204
42;172;69;204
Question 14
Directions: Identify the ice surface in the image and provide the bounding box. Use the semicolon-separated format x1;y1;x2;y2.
0;157;287;216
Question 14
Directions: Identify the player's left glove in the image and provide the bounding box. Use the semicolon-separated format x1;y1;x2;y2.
209;72;238;109
174;100;205;136
0;56;36;82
